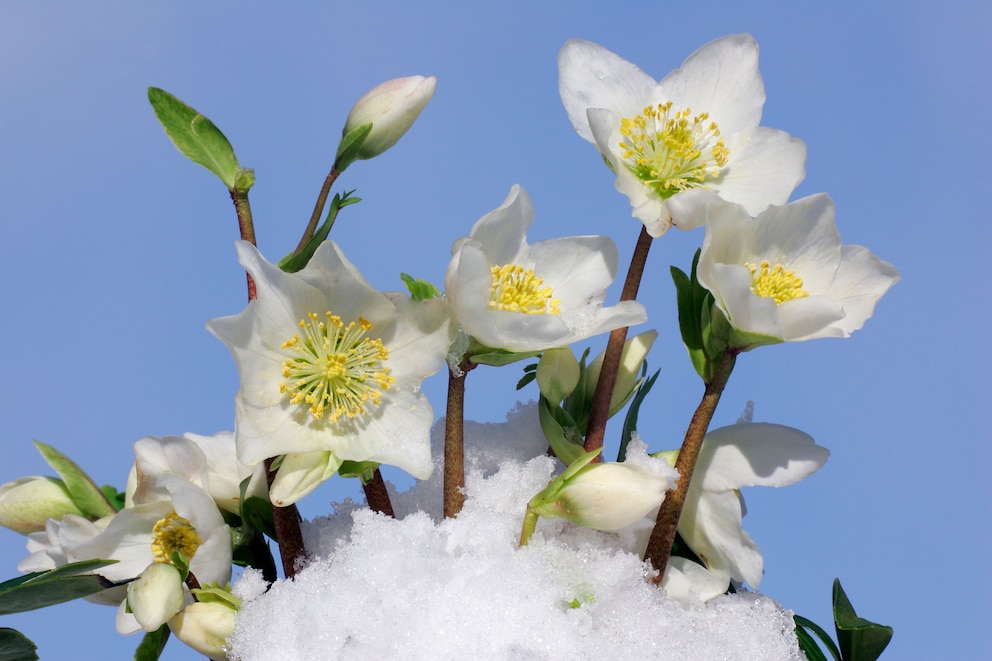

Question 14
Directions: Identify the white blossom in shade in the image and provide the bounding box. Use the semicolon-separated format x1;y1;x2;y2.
558;35;806;236
207;241;452;482
692;194;900;344
648;423;829;590
342;75;436;161
445;185;647;353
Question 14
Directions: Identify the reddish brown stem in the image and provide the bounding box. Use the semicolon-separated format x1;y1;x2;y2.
294;166;340;255
444;359;476;518
263;457;308;579
362;468;395;517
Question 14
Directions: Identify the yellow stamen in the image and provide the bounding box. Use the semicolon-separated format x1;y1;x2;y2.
489;264;561;314
150;511;201;563
280;311;395;422
746;260;809;304
617;101;729;198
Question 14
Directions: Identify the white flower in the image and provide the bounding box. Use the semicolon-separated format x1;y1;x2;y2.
445;185;647;353
648;422;829;589
558;35;806;236
0;476;84;534
207;241;452;481
169;600;238;661
342;75;436;161
692;194;900;344
127;562;186;632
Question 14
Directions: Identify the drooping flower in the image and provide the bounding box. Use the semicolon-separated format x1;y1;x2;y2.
646;423;829;590
691;193;900;345
341;75;436;162
558;35;806;236
445;185;647;354
127;562;186;632
207;241;452;484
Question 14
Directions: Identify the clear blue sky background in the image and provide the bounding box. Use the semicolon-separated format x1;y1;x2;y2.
1;2;988;659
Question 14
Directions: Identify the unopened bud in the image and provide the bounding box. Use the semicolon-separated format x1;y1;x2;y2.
0;476;84;534
169;600;237;661
536;348;581;404
585;330;658;415
269;450;342;507
127;562;185;632
340;75;436;162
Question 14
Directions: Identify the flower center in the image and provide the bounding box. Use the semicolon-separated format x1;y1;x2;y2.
746;260;809;304
280;312;395;422
150;511;201;563
489;264;561;314
618;102;729;198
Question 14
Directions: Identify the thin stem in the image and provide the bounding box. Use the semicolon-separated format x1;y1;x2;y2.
444;358;476;518
583;226;654;454
518;506;539;547
362;468;395;517
294;166;340;256
263;457;308;579
643;350;737;584
230;187;258;300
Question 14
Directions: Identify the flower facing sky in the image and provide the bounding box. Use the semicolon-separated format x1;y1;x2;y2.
207;241;452;480
692;194;900;344
445;185;646;353
558;34;806;236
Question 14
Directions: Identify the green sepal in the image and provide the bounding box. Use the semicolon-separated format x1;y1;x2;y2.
0;559;120;615
794;614;841;661
338;460;380;485
190;585;241;609
168;551;190;582
133;624;170;661
239;476;276;540
33;441;116;518
468;348;543;367
334;123;373;174
538;397;585;466
833;579;893;661
0;628;38;661
671;258;710;381
147;87;241;189
617;368;659;462
400;273;441;301
278;190;361;273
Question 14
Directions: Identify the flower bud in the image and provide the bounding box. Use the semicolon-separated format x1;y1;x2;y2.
169;601;237;661
584;330;658;415
536;348;580;404
341;75;436;161
0;476;84;534
127;562;185;632
269;450;342;507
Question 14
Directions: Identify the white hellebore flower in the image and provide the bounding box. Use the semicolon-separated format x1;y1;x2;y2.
342;75;436;161
558;35;806;236
207;241;452;495
650;423;829;590
127;562;186;632
693;193;900;344
445;185;647;353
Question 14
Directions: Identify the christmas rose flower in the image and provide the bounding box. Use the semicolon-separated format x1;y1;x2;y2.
692;194;900;345
207;241;452;482
558;35;806;236
342;75;436;161
445;185;646;353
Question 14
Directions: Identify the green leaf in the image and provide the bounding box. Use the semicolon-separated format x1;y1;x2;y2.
833;579;893;661
32;441;115;518
795;623;830;661
0;559;120;615
133;624;170;661
617;368;659;462
0;628;38;661
469;349;543;367
338;460;380;484
400;273;441;301
278;190;361;273
239;476;276;540
334;123;373;174
100;484;126;512
538;397;585;466
147;87;241;188
795;614;841;661
515;371;537;390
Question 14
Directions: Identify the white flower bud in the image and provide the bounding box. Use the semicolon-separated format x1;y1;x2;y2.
341;75;436;161
169;601;238;661
536;348;580;403
269;450;342;507
0;476;84;534
584;330;658;415
127;562;185;632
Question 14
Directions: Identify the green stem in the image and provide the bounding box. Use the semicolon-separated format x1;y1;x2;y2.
518;505;539;547
444;358;476;518
263;457;308;579
643;349;737;584
362;468;395;517
294;166;340;256
583;226;654;454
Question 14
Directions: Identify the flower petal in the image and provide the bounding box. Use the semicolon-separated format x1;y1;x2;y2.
716;126;807;215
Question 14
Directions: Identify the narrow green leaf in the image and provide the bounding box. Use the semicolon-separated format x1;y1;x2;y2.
469;349;543;367
32;441;115;518
148;87;240;188
133;624;170;661
278;190;361;273
0;628;38;661
833;579;893;661
0;559;120;614
515;371;537;391
795;624;830;661
617;368;660;462
538;398;585;466
795;614;842;661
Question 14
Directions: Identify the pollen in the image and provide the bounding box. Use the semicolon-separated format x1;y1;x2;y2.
279;311;395;422
746;260;809;304
617;101;729;198
150;511;201;563
489;264;561;315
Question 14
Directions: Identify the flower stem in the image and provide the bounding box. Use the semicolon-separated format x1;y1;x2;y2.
263;457;307;579
643;349;737;584
362;468;395;517
444;358;476;518
230;187;258;300
293;166;340;256
518;505;539;547
584;226;653;455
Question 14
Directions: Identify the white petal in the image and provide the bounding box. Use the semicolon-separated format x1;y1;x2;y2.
529;235;617;311
680;486;763;587
716;127;807;214
661;556;730;607
465;185;533;266
817;244;900;339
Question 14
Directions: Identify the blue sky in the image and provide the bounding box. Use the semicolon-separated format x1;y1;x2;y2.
1;2;988;659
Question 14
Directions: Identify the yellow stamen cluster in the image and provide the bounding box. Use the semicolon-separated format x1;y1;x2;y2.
280;312;394;422
618;101;729;198
746;260;809;304
150;511;201;563
489;264;561;315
